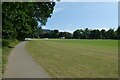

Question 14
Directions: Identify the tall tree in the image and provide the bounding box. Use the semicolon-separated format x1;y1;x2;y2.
117;26;120;39
89;29;100;39
106;29;115;39
62;32;72;39
73;29;81;39
2;2;55;40
52;30;59;38
84;28;90;39
58;32;64;38
100;29;106;39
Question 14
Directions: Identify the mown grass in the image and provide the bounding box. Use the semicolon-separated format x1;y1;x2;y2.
26;39;118;78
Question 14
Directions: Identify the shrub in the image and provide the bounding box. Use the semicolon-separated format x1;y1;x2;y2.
2;39;10;47
2;39;19;47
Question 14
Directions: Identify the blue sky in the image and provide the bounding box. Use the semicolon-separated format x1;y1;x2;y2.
57;0;119;2
42;2;118;33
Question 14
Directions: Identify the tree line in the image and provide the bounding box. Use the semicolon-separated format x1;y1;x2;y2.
33;27;73;39
73;27;120;39
34;27;120;39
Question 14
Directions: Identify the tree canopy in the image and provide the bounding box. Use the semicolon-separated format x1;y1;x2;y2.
2;2;55;40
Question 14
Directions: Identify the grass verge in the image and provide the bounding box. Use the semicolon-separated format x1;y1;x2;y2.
2;39;20;76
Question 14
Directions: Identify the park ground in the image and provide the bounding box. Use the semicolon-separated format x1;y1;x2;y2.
26;39;118;78
1;39;19;77
3;41;49;78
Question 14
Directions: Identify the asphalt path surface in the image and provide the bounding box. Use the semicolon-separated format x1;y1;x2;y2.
4;41;49;78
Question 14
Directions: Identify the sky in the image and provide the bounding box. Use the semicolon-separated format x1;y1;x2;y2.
42;2;118;33
58;0;119;2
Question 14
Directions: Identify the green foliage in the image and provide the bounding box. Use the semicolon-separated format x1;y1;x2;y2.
117;26;120;39
62;32;72;39
2;2;55;41
89;29;101;39
73;29;83;39
73;28;119;39
2;39;19;73
106;29;115;39
39;29;72;39
2;39;19;47
2;39;10;47
101;29;106;39
31;27;119;39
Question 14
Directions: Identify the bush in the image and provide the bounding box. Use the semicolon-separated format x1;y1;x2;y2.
2;39;10;47
2;39;19;47
9;39;19;47
2;39;19;73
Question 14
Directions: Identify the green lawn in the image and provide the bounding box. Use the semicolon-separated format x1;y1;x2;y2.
26;39;118;78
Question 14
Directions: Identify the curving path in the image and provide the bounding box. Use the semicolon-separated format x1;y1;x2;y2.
3;41;49;78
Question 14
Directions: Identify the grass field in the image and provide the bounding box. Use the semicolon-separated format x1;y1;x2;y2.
26;39;118;78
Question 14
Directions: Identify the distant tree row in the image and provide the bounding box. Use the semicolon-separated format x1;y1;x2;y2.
73;27;120;39
35;26;120;39
33;27;73;39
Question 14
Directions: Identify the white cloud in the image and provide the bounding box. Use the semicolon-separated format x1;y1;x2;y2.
59;29;74;33
92;27;109;31
53;7;64;13
92;27;118;31
42;26;46;29
53;6;68;13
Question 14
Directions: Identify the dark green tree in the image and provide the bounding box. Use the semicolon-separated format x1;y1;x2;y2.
89;29;100;39
52;30;59;38
84;28;90;39
106;29;115;39
62;32;72;39
2;2;55;40
58;32;64;38
117;26;120;39
73;29;81;39
100;29;106;39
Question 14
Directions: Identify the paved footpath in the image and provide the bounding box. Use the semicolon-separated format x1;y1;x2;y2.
3;41;49;78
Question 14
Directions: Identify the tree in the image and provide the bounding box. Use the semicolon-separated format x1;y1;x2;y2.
117;26;120;39
2;2;55;40
106;29;115;39
100;29;106;39
52;30;59;38
73;29;81;39
33;26;44;38
84;28;90;39
73;29;84;39
89;29;100;39
62;32;72;39
58;32;64;38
